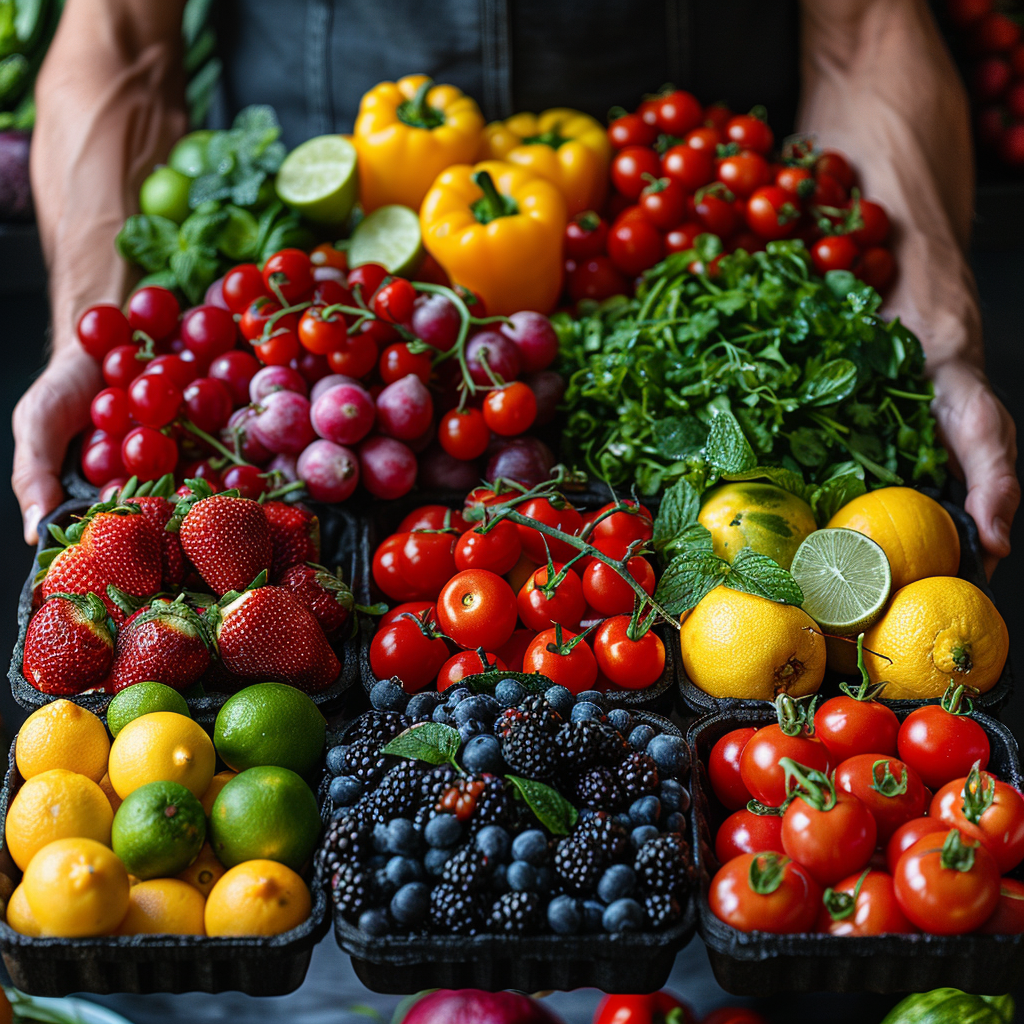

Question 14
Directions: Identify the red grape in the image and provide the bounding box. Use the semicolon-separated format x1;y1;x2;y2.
249;364;308;403
358;435;417;500
296;439;360;502
310;383;376;446
374;374;434;441
208;350;261;404
249;389;316;454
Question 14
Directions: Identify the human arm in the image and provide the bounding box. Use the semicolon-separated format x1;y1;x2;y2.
11;0;187;542
799;0;1019;573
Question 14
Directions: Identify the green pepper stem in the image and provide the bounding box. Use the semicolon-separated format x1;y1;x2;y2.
471;170;518;224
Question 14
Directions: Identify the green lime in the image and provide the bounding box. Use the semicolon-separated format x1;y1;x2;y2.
169;130;215;178
275;134;358;227
218;205;260;261
209;766;320;870
111;780;206;879
213;682;326;776
139;166;192;224
348;204;424;276
790;527;893;635
107;682;190;738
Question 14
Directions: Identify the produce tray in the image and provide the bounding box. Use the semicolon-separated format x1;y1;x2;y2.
677;500;1013;718
356;490;679;714
0;735;332;996
323;710;695;993
687;704;1024;995
8;498;361;723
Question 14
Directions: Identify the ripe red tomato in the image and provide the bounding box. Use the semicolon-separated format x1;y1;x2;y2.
695;190;739;237
568;256;629;303
398;531;457;599
372;535;420;601
979;878;1024;934
347;262;389;302
833;755;927;843
587;500;653;557
581;556;655;617
326;332;378;378
897;702;991;790
377;601;436;631
436;569;518;651
709;852;821;934
811;235;860;275
454;521;522;575
518;563;586;632
886;817;948;874
436;650;505;691
639;176;688;230
484;382;537;437
222;264;268;314
975;10;1022;51
930;768;1024;873
653;89;703;136
438;407;490;461
607;114;657;150
298;307;347;355
370;614;449;693
592;615;666;690
398;505;468;534
372;278;416;325
815;151;856;190
607;217;664;276
380;343;432;385
745;185;800;240
685;126;723;151
495;628;535;673
857;247;896;292
725;115;773;155
516;497;584;563
775;165;815;199
262;248;313;302
717;152;771;199
665;223;703;254
708;727;757;810
893;829;1000;934
814;694;899;764
850;199;890;247
564;212;609;259
611;146;663;200
740;724;830;807
715;807;785;864
661;144;714;192
523;626;597;693
816;870;916;936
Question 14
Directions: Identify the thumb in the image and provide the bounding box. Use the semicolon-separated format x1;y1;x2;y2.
11;423;68;545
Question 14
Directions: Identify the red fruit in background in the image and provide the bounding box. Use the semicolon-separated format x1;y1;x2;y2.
815;151;856;191
375;374;434;441
221;464;269;500
857;247;896;291
593;993;696;1024
653;89;703;136
182;377;233;433
90;388;130;436
709;727;757;810
181;305;237;362
715;806;785;864
665;222;703;254
437;650;506;691
974;56;1012;102
639;175;687;230
515;496;583;562
23;592;115;695
250;389;316;455
262;500;321;579
129;491;186;589
373;277;416;324
849;199;890;248
346;262;388;302
973;11;1021;53
694;190;739;237
568;256;628;303
81;433;126;487
484;382;537;437
222;263;267;315
103;344;147;390
811;235;860;275
121;426;178;481
776;165;815;199
439;407;490;461
717;151;771;198
410;292;461;352
326;331;380;378
208;350;261;404
299;440;361;503
611;146;662;200
277;562;353;638
725;114;773;154
607;217;664;276
263;248;313;302
128;373;182;429
222;406;273;465
143;353;196;390
948;0;992;28
564;211;609;259
1000;122;1024;166
77;304;131;361
380;343;432;386
661;144;714;192
128;286;179;340
685;126;722;151
582;556;655;616
370;613;450;692
607;113;657;149
746;185;800;240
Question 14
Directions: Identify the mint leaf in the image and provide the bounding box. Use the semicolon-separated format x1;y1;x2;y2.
704;411;757;474
653;478;702;553
720;465;809;502
180;207;229;248
652;416;705;458
655;549;728;615
115;215;179;272
170;247;220;305
725;548;804;605
799;358;859;407
506;776;578;835
809;462;866;524
383;723;460;765
789;427;828;468
465;669;552;695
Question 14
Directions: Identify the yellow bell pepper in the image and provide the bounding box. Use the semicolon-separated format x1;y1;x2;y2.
479;108;611;217
354;74;484;212
420;160;567;316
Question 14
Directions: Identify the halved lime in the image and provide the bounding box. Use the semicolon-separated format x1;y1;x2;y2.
275;134;358;227
790;527;892;634
348;204;424;276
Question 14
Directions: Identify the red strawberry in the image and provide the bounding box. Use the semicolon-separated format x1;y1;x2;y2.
22;592;115;694
277;563;353;638
110;597;213;693
111;475;186;588
172;479;272;596
209;581;340;692
263;501;321;579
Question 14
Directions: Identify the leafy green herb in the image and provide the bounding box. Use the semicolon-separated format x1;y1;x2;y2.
505;775;578;835
382;723;460;766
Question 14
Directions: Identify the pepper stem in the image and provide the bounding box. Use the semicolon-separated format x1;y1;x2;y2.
471;170;519;224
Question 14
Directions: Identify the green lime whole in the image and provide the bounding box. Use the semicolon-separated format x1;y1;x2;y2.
213;682;326;776
111;780;206;879
168;130;214;178
106;681;191;738
139;166;192;224
209;766;320;870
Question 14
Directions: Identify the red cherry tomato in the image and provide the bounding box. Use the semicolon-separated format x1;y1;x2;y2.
495;629;535;673
380;342;432;385
979;878;1024;934
370;614;449;693
568;256;629;303
725;114;774;155
298;307;347;355
685;126;723;152
484;382;537;437
811;235;860;275
438;407;490;461
564;211;609;259
811;172;848;208
709;852;821;934
833;755;928;843
373;278;416;325
695;190;739;237
815;870;916;936
611;146;663;200
262;248;313;303
607;114;657;150
377;601;437;632
897;701;991;790
222;264;268;314
886;817;948;874
607;217;664;276
77;305;132;361
746;185;800;241
740;720;830;808
398;531;457;599
523;626;598;693
850;199;890;247
639;176;688;230
127;286;180;340
581;557;655;617
516;497;583;563
437;650;505;691
436;569;518;651
775;165;815;199
815;150;856;190
653;89;703;136
518;563;586;632
665;222;703;254
814;694;899;764
857;247;896;292
717;152;771;199
715;807;785;864
326;332;378;378
709;727;757;810
454;520;522;576
372;535;420;601
661;144;714;192
347;263;389;302
398;505;469;534
587;500;653;558
592;615;666;690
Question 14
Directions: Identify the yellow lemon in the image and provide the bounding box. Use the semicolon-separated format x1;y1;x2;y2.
205;859;311;937
176;841;225;897
114;878;206;935
15;700;110;783
6;769;113;871
680;586;826;700
201;770;237;817
862;576;1009;699
6;884;41;936
98;773;122;815
22;837;130;937
826;487;959;592
107;712;215;800
698;482;817;571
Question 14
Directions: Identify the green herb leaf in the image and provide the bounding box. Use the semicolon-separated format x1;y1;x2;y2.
170;246;221;305
382;723;461;765
725;548;804;605
115;215;179;273
505;776;578;835
655;548;729;615
720;465;809;502
809;463;866;524
653;416;706;459
464;669;552;695
653;478;702;553
798;358;859;407
704;411;757;474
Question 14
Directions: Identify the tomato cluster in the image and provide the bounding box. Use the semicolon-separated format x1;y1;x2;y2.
77;244;561;502
563;89;896;303
707;695;1024;937
369;489;668;695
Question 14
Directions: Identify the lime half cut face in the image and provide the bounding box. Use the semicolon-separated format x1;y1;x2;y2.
275;135;358;227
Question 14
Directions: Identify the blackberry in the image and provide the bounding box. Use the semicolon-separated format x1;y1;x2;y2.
338;738;389;786
331;862;379;922
571;766;626;810
468;774;519;832
501;718;559;781
317;811;372;879
440;845;495;891
554;834;608;896
635;834;691;897
369;762;425;820
619;752;660;802
429;883;485;935
345;711;410;748
489;891;544;933
495;696;561;739
644;893;683;928
576;812;630;861
554;720;629;771
419;763;458;806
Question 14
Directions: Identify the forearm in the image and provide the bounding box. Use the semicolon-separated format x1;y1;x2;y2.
798;0;980;370
31;0;187;358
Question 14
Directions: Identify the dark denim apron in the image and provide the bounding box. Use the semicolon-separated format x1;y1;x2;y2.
212;0;800;147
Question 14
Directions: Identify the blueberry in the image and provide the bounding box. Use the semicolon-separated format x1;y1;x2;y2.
325;745;347;776
424;813;462;849
613;812;633;831
575;690;608;710
603;898;646;933
374;868;397;898
432;705;452;725
390;882;430;927
646;734;690;777
582;899;606;932
571;701;604;723
358;907;391;936
629;795;661;827
385;855;424;887
507;861;539;892
629;725;656;751
597;864;636;903
386;818;420;857
407;692;441;722
458;720;490;744
454;694;500;726
547;895;582;935
461;734;505;774
631;825;660;850
607;709;633;733
328;775;363;807
659;779;685;812
495;679;527;707
475;825;511;860
492;862;509;893
536;866;556;893
372;822;390;853
424;846;456;876
511;829;549;865
664;812;686;833
368;853;389;870
445;687;471;707
544;685;575;717
370;680;408;712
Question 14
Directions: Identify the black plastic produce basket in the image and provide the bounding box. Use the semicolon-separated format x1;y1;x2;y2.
357;489;679;715
0;735;331;996
677;500;1014;718
687;704;1024;995
9;498;361;723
